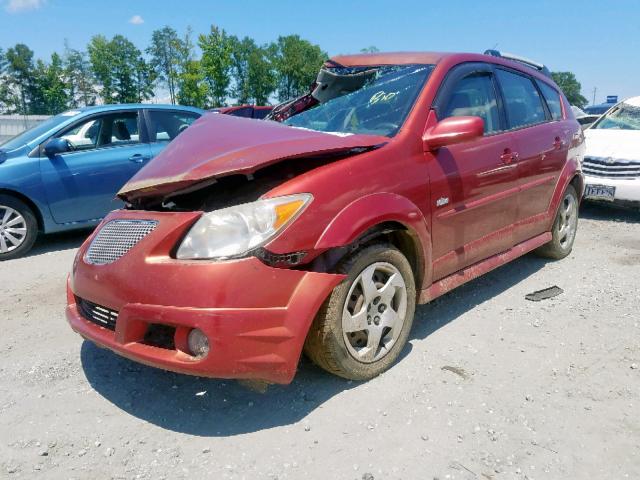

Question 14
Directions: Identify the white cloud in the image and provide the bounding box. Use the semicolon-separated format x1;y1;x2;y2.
129;14;144;25
5;0;46;13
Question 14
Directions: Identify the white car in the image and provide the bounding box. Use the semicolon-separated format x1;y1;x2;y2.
583;96;640;207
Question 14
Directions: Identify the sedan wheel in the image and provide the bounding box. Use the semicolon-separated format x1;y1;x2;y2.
0;195;38;261
0;205;28;253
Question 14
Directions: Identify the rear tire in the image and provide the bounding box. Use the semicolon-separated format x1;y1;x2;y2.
0;195;38;261
535;185;579;260
304;243;416;381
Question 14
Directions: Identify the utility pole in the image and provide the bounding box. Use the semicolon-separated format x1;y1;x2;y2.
592;87;597;106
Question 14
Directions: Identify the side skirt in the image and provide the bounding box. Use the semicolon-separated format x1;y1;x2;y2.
419;232;552;304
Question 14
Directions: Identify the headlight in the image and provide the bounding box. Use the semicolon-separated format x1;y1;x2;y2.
176;193;312;260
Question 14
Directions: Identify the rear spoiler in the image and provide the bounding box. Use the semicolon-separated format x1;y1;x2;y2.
484;50;551;78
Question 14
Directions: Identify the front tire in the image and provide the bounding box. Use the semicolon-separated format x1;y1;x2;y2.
0;195;38;261
535;184;579;259
304;243;416;381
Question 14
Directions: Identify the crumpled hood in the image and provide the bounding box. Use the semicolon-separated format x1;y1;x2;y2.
119;113;388;202
584;129;640;161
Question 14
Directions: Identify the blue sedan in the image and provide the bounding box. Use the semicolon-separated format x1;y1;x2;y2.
0;104;204;259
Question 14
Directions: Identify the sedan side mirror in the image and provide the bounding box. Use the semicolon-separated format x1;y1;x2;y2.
44;138;70;157
422;116;484;151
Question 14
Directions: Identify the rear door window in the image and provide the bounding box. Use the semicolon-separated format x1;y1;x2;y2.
537;81;564;121
496;69;547;129
442;73;501;134
147;110;201;142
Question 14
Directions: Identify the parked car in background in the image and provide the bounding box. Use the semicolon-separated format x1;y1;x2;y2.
0;104;204;260
211;105;273;119
572;105;600;129
583;96;640;207
66;51;584;384
584;103;615;115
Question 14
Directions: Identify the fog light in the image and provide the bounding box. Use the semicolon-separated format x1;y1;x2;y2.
187;328;210;358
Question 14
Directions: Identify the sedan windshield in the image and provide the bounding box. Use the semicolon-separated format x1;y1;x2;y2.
283;64;434;137
593;103;640;130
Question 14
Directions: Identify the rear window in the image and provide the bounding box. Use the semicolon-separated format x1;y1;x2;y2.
537;81;563;120
496;69;546;129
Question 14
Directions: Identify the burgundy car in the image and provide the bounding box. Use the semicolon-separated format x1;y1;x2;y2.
66;51;584;384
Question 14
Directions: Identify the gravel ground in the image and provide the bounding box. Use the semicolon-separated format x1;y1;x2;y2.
1;203;639;480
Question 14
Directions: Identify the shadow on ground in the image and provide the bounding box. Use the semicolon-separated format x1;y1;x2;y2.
579;201;640;224
82;251;549;437
26;229;93;257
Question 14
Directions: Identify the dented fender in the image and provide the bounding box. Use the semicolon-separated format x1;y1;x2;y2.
314;192;432;287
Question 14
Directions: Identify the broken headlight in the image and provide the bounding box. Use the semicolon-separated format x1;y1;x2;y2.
176;194;312;260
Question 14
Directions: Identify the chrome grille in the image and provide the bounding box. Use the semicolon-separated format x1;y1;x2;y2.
583;156;640;179
77;297;118;331
85;219;158;265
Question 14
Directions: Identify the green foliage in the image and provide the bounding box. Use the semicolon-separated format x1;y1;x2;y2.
269;35;328;101
199;26;233;107
31;53;71;115
360;46;380;53
88;34;155;104
64;44;96;107
551;71;588;108
0;26;333;114
177;60;208;108
147;26;188;104
5;43;36;114
229;36;276;105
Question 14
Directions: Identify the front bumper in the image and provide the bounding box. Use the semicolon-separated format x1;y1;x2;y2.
66;209;344;384
584;174;640;205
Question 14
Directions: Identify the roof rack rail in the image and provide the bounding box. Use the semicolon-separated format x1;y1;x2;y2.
484;49;551;78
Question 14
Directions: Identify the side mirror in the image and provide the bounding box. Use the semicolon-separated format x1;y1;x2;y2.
44;138;70;157
422;116;484;151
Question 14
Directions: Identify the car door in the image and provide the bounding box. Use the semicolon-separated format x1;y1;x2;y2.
427;63;519;280
40;109;152;224
145;109;202;159
494;69;570;244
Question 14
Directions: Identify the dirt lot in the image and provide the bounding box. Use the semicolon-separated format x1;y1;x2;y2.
1;203;639;480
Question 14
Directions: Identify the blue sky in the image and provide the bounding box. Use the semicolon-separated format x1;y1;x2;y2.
1;0;638;104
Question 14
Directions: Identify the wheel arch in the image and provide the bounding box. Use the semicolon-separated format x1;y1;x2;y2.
0;188;44;232
311;193;432;291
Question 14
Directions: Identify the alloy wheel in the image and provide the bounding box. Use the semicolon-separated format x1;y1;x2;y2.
0;205;28;254
342;262;408;364
557;192;577;249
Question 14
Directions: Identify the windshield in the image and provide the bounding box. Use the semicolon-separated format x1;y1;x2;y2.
593;103;640;130
0;112;79;151
283;64;434;137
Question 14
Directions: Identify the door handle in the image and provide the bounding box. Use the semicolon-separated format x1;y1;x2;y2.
553;136;564;150
128;154;147;163
500;148;518;164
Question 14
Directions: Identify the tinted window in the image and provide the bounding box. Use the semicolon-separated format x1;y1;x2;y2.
148;110;200;142
537;81;563;120
496;69;546;129
56;111;140;151
442;73;500;134
253;108;272;119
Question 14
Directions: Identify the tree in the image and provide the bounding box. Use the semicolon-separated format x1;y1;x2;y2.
269;35;327;101
360;46;380;53
89;34;155;104
198;25;233;107
551;71;588;108
0;48;11;113
31;53;71;114
147;26;187;104
5;43;36;114
177;59;208;108
228;36;276;105
64;44;96;107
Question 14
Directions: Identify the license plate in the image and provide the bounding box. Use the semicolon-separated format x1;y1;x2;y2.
585;184;616;201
